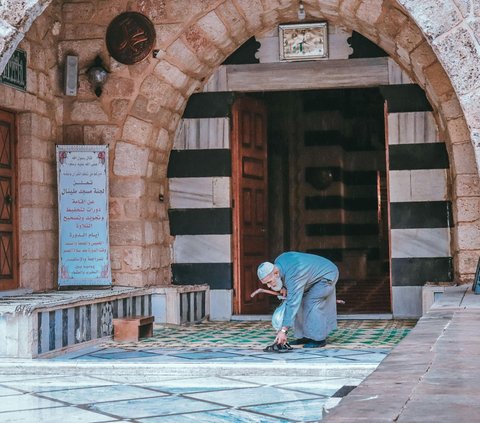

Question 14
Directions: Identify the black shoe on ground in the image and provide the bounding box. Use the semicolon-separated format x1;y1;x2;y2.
303;339;326;348
290;337;312;345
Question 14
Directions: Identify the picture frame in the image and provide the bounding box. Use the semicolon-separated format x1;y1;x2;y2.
279;22;328;61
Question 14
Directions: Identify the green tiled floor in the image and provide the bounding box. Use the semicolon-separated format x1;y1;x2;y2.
104;319;417;350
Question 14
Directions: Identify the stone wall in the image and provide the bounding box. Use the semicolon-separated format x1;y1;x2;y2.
0;0;479;290
0;0;63;291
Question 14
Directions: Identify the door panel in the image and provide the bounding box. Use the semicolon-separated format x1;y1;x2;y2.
0;110;17;290
232;97;269;314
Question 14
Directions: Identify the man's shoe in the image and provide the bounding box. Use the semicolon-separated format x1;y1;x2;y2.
290;337;312;345
303;339;326;348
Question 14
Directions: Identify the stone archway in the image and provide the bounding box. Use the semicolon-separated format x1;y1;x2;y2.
1;0;479;288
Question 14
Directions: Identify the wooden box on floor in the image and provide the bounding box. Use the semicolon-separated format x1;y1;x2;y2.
113;316;154;342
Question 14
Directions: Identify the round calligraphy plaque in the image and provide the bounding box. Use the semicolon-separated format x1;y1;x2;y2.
106;12;156;65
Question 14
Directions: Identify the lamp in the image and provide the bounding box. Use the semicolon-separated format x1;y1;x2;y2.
87;56;109;97
298;1;306;20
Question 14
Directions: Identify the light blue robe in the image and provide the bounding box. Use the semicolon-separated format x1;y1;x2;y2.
275;252;339;341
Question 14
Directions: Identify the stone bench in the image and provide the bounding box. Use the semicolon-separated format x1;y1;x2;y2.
0;287;152;358
113;315;154;342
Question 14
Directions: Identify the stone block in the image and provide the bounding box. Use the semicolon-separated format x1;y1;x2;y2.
399;0;462;40
357;0;383;26
113;142;150;177
71;101;109;123
312;0;340;17
63;23;104;40
20;232;44;260
154;60;189;90
110;247;123;270
62;2;96;22
110;178;146;198
151;285;209;324
453;0;471;17
155;127;170;150
20;260;41;290
392;286;422;318
111;99;130;122
32;160;44;184
455;197;480;223
84;125;120;145
103;76;135;98
144;221;158;245
424;61;453;98
454;174;480;197
122;116;153;146
446;117;471;144
452;142;478;175
457;222;480;249
396;19;424;53
210;289;232;321
215;2;247;42
123;247;145;271
166;39;205;76
20;208;46;231
130;95;166;123
432;26;480;95
459;90;480;129
63;125;84;144
111;271;146;287
124;199;142;218
197;11;233;51
340;0;361;17
230;0;263;32
109;220;144;245
440;97;463;121
455;250;480;276
149;246;162;268
375;6;407;38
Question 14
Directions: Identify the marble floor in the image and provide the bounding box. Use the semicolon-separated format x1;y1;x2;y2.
0;368;370;422
0;320;415;422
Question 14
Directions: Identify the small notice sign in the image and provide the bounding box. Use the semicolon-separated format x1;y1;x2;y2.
56;145;111;287
0;49;27;91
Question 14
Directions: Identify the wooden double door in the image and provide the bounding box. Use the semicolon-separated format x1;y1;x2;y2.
0;110;17;290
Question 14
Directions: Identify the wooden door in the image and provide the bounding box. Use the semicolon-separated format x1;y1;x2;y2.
0;110;17;290
232;97;270;314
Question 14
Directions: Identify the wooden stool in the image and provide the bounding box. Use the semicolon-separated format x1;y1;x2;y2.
112;315;154;342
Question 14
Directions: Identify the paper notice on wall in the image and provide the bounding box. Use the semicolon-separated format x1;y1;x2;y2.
56;145;111;287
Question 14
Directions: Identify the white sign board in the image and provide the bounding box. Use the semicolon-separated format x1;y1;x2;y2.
56;145;111;287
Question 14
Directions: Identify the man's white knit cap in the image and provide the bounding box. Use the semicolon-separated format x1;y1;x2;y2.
257;262;274;280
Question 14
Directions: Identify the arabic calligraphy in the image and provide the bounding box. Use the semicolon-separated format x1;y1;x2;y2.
57;147;111;285
106;12;156;65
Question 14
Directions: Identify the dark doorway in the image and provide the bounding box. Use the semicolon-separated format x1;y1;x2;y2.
261;88;391;314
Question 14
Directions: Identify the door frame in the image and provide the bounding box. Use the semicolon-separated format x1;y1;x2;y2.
0;108;19;291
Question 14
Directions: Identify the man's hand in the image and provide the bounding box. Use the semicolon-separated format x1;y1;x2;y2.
279;287;287;297
275;328;288;345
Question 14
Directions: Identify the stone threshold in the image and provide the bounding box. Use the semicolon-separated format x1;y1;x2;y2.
0;359;377;378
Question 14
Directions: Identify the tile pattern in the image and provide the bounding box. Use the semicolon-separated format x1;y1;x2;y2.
36;294;151;356
11;320;414;421
0;372;371;422
98;319;416;350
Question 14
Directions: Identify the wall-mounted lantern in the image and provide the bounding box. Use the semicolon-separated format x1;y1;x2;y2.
87;56;109;97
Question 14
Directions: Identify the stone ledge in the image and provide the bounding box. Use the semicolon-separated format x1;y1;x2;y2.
0;286;149;316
